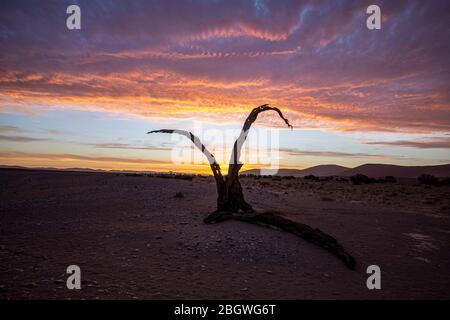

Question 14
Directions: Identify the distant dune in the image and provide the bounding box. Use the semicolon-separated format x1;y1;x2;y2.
340;163;450;178
242;165;349;177
242;163;450;178
0;165;156;175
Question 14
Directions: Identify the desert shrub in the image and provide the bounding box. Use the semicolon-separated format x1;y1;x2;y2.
418;174;439;186
125;173;144;177
440;177;450;186
384;176;397;183
304;175;319;181
173;174;193;181
321;196;335;202
272;176;282;181
153;173;172;179
376;176;397;183
350;174;376;185
174;192;184;198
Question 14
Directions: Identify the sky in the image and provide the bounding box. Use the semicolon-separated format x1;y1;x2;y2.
0;0;449;173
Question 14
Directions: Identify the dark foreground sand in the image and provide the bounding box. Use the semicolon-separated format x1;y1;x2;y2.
0;168;449;299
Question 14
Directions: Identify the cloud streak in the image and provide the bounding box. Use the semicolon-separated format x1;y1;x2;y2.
0;151;165;165
279;148;405;160
0;126;25;133
87;142;172;151
365;137;450;149
0;135;50;142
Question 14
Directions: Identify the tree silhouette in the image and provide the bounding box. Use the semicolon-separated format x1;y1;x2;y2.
148;104;355;269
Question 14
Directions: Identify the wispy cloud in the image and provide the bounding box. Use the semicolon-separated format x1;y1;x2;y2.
0;125;25;133
0;151;165;165
87;142;171;151
365;137;450;149
279;148;406;160
46;129;68;135
0;135;50;142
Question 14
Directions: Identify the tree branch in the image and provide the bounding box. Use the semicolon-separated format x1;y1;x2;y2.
228;104;293;175
147;129;224;185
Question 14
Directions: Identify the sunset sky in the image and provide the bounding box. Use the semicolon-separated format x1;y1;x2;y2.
0;0;449;173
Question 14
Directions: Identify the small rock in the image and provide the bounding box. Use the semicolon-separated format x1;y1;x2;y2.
22;282;38;288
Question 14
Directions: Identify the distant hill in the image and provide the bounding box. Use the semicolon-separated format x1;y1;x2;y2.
241;165;349;177
0;165;156;175
340;163;450;178
296;164;349;176
242;163;450;178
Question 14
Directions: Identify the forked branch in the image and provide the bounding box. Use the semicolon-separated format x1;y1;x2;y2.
147;129;224;187
228;104;293;175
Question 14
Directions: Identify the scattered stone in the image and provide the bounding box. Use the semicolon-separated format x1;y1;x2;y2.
174;192;184;198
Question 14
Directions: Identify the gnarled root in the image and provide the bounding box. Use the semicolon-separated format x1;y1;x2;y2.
204;210;356;270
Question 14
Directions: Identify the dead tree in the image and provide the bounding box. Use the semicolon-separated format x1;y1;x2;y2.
148;104;355;269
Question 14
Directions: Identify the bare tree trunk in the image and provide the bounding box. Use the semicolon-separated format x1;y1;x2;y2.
218;164;253;213
147;105;356;270
146;130;254;213
222;104;293;213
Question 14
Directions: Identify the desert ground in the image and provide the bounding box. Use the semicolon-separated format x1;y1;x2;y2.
0;168;449;299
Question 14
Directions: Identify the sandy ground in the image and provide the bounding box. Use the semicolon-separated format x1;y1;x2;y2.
0;168;449;299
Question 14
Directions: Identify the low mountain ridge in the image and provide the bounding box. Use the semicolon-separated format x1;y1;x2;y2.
242;163;450;178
